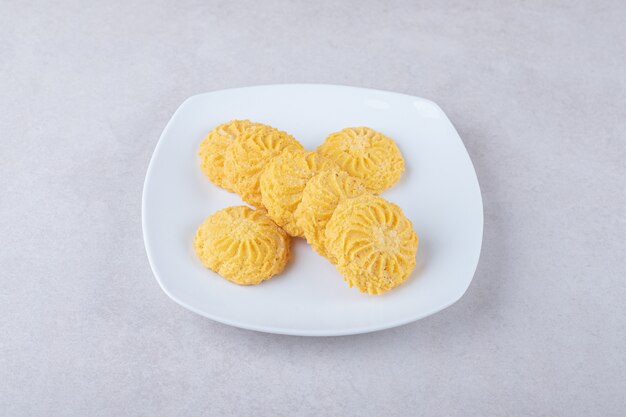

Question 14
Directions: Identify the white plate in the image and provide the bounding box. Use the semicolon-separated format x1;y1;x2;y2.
142;84;483;336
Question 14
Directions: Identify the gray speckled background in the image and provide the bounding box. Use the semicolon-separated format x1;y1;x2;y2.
1;1;625;416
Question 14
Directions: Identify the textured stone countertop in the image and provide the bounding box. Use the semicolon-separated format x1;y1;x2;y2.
1;1;624;416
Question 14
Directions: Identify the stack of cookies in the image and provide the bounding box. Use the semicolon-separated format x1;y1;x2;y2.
194;120;418;295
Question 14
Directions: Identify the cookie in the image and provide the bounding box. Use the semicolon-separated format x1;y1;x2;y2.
193;206;291;285
325;195;418;295
317;127;404;194
294;169;366;260
198;119;260;191
224;125;303;208
260;150;338;236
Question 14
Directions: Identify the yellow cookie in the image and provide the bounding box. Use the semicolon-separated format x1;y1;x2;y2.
193;206;291;285
260;150;338;237
325;195;418;295
224;125;303;208
294;169;366;259
198;120;260;191
317;127;404;194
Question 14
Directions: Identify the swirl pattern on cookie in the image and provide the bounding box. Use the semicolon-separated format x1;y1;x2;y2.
198;119;260;191
260;149;338;236
193;206;291;285
224;125;303;208
294;169;366;259
325;195;418;295
317;127;404;194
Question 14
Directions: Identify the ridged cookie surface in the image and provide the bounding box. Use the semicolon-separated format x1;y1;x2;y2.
325;195;418;295
294;169;366;260
317;127;404;194
198;119;259;191
193;206;291;285
260;149;337;237
224;125;303;208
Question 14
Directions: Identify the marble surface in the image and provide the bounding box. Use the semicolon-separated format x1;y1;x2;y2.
1;1;625;416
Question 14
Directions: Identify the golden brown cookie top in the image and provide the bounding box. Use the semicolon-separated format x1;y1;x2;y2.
193;206;291;285
224;125;303;208
198;119;260;191
317;127;404;194
294;169;366;260
260;149;338;237
325;194;418;295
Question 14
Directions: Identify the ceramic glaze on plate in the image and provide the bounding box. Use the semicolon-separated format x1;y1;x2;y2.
142;84;483;336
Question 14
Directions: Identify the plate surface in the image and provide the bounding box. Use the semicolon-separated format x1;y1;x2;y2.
142;84;483;336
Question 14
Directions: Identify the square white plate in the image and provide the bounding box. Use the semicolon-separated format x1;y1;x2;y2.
142;84;483;336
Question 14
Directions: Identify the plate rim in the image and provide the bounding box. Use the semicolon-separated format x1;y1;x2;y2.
142;83;484;336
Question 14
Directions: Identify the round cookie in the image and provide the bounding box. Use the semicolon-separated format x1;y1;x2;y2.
224;125;303;208
193;206;291;285
260;150;338;237
317;127;404;194
325;195;418;295
294;169;366;260
198;119;260;191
